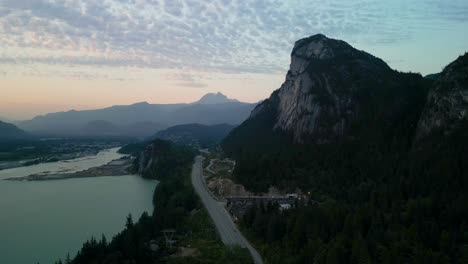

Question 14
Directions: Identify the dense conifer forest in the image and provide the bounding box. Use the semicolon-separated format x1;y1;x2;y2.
222;54;468;263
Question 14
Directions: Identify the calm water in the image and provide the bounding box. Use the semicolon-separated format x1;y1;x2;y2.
0;148;157;264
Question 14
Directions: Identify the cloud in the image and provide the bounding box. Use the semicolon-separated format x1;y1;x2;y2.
166;72;207;88
0;0;467;77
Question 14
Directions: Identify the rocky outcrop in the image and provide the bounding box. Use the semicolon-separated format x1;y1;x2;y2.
416;53;468;139
222;33;468;194
254;34;394;142
136;140;169;178
223;34;432;157
133;139;195;179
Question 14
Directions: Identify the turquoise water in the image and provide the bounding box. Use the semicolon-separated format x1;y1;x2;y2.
0;149;157;264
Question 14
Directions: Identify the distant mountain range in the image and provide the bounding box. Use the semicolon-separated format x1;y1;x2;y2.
0;121;28;140
152;123;236;148
0;116;15;123
17;93;256;137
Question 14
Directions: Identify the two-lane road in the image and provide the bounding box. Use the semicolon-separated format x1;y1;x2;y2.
191;156;263;264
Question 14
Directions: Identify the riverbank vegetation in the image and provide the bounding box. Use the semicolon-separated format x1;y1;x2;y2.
57;139;251;264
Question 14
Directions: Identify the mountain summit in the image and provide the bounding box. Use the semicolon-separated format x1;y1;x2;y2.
221;34;468;263
195;92;239;104
222;34;431;189
235;34;408;145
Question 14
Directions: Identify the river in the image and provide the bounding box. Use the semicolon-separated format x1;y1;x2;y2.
0;148;157;264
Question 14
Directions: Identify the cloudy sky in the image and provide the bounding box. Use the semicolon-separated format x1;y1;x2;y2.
1;0;467;119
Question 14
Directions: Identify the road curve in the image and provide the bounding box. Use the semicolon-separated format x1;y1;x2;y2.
191;156;263;264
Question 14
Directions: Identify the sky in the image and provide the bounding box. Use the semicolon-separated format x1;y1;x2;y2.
0;0;467;120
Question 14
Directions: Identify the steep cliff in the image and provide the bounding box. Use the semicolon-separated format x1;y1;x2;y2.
135;139;195;179
227;34;430;149
223;35;431;191
416;53;468;140
273;34;395;142
221;35;468;264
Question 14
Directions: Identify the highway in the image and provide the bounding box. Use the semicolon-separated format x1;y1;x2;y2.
191;156;263;264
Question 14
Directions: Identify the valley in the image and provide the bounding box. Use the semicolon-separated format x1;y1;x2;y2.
1;3;467;262
39;34;467;264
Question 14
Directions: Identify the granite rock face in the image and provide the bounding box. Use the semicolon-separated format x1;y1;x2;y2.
222;33;468;193
226;34;467;151
416;53;468;139
256;34;392;142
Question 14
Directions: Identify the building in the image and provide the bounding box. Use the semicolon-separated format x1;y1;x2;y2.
226;195;296;219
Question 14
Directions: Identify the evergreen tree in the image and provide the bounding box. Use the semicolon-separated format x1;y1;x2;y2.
125;214;134;230
65;253;71;264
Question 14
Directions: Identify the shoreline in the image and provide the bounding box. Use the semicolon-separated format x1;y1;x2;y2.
0;151;98;171
5;157;134;181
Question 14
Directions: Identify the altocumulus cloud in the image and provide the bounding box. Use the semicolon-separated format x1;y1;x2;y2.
0;0;467;76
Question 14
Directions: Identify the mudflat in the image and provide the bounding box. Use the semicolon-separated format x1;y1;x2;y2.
5;157;133;181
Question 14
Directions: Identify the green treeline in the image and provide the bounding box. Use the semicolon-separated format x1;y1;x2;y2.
57;139;252;264
228;123;468;263
222;70;468;263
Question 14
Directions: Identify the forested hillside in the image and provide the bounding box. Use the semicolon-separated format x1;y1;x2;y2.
152;123;235;148
222;36;468;263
